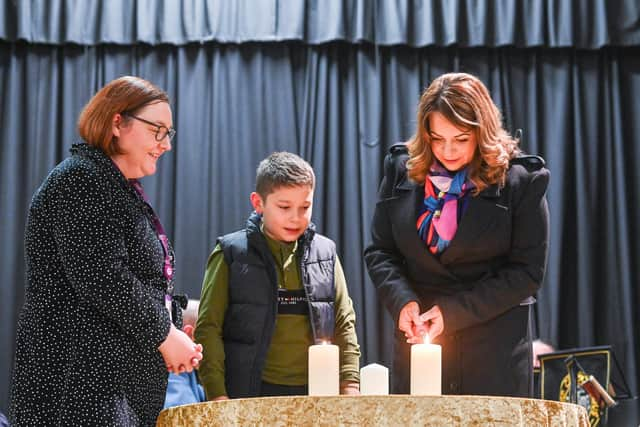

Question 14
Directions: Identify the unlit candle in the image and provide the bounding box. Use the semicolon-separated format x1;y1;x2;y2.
360;363;389;395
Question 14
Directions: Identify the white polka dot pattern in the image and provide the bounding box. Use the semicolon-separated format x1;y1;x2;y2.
9;143;174;426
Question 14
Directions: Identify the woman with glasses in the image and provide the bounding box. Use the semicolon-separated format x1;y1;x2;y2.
9;76;202;426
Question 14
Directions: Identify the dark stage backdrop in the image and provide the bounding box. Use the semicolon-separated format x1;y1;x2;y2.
1;0;640;412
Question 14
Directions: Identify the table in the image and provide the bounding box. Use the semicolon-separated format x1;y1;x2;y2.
157;395;589;426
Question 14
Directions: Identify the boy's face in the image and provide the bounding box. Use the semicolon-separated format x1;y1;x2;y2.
250;185;314;243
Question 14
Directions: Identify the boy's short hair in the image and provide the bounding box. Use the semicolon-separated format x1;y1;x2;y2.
255;152;315;199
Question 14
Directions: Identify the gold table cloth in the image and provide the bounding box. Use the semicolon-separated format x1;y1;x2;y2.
158;395;588;426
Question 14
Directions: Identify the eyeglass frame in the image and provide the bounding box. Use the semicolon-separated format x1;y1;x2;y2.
121;112;176;142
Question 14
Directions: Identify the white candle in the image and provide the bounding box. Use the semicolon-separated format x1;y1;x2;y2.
360;363;389;395
308;343;339;396
410;339;442;395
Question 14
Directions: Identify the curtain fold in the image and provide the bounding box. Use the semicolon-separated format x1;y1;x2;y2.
2;0;640;47
2;40;639;412
2;0;640;415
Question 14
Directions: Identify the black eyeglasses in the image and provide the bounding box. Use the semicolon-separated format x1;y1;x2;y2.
122;112;176;142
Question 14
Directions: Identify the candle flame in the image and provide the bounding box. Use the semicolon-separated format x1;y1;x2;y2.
422;333;430;345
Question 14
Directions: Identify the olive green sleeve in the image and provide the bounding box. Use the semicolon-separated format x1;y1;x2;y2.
333;256;361;383
194;244;229;399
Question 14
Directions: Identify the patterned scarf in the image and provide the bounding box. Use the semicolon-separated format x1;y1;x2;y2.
416;163;474;254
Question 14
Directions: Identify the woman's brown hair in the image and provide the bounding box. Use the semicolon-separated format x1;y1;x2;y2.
406;72;520;193
77;76;170;155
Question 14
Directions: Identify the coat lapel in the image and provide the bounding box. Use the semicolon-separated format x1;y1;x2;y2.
440;184;503;264
386;177;458;279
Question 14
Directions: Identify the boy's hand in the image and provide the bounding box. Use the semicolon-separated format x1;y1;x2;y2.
212;395;229;401
340;381;360;395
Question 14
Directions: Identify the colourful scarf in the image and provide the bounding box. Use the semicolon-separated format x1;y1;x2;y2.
416;163;474;254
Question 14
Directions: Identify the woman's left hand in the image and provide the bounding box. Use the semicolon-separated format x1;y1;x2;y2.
159;325;204;374
420;305;444;341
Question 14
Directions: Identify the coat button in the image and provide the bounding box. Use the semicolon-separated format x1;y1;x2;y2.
450;382;459;392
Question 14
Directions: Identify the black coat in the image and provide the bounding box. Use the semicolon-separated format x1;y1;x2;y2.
364;145;550;396
10;143;174;426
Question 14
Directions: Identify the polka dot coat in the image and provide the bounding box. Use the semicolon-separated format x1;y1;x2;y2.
10;143;174;426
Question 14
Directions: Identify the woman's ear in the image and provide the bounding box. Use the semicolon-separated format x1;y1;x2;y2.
112;113;123;138
250;192;264;214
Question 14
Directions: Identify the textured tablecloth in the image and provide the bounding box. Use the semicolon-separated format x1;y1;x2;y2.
157;395;589;426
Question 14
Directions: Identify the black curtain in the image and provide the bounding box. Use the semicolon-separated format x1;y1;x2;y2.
3;0;639;47
2;1;640;413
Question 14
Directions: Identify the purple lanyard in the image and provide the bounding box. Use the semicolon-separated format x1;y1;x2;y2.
129;180;174;295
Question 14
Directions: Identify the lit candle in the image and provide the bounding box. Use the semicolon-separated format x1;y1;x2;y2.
308;342;339;396
360;363;389;395
410;336;441;395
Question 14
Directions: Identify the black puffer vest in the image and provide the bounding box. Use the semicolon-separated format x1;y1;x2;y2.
219;212;336;398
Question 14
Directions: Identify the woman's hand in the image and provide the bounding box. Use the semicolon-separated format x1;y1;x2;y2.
158;324;204;374
420;305;444;341
212;395;229;401
398;301;427;344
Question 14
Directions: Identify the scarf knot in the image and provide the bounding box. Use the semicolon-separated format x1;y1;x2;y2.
417;163;474;254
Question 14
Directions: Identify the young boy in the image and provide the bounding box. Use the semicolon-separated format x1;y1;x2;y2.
195;152;360;399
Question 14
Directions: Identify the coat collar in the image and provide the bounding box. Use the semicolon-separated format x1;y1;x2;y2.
388;176;504;267
394;172;501;198
385;184;457;277
245;211;317;259
70;142;144;204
